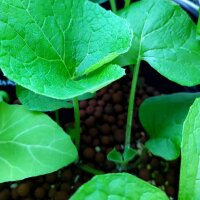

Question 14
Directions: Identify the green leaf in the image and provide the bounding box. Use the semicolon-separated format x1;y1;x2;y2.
139;92;200;160
123;148;137;163
70;173;169;200
116;0;200;86
178;98;200;200
107;148;123;164
17;86;95;112
0;91;9;102
0;0;132;99
90;0;107;3
0;102;78;182
17;86;73;111
197;9;200;40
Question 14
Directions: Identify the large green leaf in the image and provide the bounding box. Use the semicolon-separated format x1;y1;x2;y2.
116;0;200;86
70;173;169;200
179;98;200;200
0;102;78;182
16;86;95;111
0;0;132;99
139;93;200;160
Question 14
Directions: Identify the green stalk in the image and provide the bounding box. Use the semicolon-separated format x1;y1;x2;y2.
78;164;104;175
55;110;60;125
125;58;141;149
124;0;131;8
109;0;117;13
73;97;81;150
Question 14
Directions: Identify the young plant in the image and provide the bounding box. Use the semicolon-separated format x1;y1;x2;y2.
106;0;200;165
70;98;200;200
0;0;132;182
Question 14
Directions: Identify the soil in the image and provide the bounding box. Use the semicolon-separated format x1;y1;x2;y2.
0;66;181;200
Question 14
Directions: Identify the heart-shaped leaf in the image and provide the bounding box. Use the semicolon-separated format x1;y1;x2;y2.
0;102;78;182
123;147;137;163
179;98;200;200
107;148;123;164
0;0;132;99
70;173;169;200
116;0;200;86
139;92;200;160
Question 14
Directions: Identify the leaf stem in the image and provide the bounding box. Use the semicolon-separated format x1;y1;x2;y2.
55;110;60;125
73;97;81;150
77;164;104;175
125;59;141;149
124;0;131;8
109;0;117;13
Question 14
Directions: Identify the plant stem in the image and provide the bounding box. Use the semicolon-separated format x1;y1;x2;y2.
77;164;104;175
55;110;60;125
109;0;117;13
125;59;141;149
73;97;81;150
124;0;131;8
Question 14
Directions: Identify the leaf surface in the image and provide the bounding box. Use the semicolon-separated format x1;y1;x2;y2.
70;173;169;200
0;102;78;182
116;0;200;86
179;98;200;200
139;92;200;160
0;0;132;99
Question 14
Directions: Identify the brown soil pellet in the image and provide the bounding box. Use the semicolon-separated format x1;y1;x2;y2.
85;116;95;127
34;187;45;199
114;104;123;113
17;183;30;197
86;106;94;115
55;191;67;200
112;92;122;103
138;168;150;181
99;124;110;134
101;136;110;145
0;189;10;200
83;148;95;159
95;152;105;163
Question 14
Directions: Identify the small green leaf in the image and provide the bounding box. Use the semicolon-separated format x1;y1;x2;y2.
0;102;78;182
17;86;72;111
107;148;123;164
179;98;200;200
139;92;200;160
0;0;132;99
123;148;137;163
116;0;200;86
70;173;169;200
0;91;9;102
